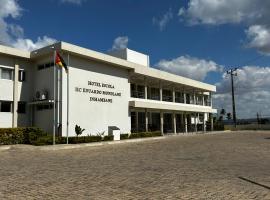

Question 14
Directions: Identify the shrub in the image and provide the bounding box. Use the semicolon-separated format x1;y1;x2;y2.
129;131;162;139
120;134;129;140
103;135;114;141
68;136;102;144
0;127;47;145
75;125;85;137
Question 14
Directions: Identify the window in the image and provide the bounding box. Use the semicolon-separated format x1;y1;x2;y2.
0;68;13;80
36;104;53;111
0;101;12;112
18;102;26;114
37;62;54;71
18;70;26;82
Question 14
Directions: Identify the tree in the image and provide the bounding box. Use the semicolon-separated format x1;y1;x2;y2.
75;125;85;137
226;113;232;120
219;108;226;121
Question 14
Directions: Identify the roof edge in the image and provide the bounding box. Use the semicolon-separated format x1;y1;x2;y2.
0;44;30;59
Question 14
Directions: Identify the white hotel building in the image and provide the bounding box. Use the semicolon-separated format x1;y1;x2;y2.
0;42;217;136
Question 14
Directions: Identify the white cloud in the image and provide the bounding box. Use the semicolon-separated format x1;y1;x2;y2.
12;36;57;51
214;66;270;118
0;0;56;51
179;0;270;54
178;0;268;25
245;25;270;55
111;36;129;50
153;8;173;31
155;55;223;81
60;0;85;5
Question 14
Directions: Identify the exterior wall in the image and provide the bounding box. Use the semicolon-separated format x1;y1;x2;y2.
32;55;55;133
0;113;12;127
61;55;131;137
108;48;149;67
126;49;149;67
0;54;33;128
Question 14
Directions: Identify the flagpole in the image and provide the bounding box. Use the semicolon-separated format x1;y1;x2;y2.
67;53;70;144
53;50;56;145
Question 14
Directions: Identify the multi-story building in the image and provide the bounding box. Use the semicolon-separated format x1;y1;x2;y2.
0;42;216;136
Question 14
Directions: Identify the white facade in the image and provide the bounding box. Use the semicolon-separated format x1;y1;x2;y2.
0;42;217;136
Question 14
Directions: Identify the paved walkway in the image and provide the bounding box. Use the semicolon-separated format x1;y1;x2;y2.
0;131;270;199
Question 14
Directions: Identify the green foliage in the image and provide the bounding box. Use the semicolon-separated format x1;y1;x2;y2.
103;135;114;141
129;131;162;139
75;125;85;137
0;127;46;145
120;134;129;140
68;136;102;144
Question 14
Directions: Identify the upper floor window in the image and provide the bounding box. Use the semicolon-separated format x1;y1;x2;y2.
18;70;26;82
0;67;13;80
0;101;12;112
175;92;184;103
37;62;54;71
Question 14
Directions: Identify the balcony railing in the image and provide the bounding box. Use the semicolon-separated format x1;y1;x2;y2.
131;89;212;107
131;90;145;99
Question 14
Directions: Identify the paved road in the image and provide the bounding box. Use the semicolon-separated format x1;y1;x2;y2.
0;131;270;199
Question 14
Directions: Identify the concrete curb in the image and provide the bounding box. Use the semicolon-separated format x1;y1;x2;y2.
0;146;11;152
0;130;234;152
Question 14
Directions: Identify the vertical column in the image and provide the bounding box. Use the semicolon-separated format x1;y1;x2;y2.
193;90;196;105
183;91;186;104
210;92;212;107
160;111;164;135
144;77;147;99
12;64;19;128
159;81;162;101
194;113;198;132
136;111;139;132
203;113;206;132
172;87;175;102
202;92;205;106
145;109;148;132
210;113;214;131
173;112;176;134
184;113;188;133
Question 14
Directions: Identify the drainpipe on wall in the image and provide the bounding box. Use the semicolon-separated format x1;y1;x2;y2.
12;64;19;128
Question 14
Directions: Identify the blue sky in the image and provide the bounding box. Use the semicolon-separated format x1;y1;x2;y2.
1;0;270;118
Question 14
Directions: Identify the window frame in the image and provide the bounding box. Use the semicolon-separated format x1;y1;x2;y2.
18;70;26;82
0;101;12;112
0;67;13;80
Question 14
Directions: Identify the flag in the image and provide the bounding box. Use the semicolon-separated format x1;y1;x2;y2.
55;51;68;73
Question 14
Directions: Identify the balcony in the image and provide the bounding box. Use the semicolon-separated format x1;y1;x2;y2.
130;83;212;108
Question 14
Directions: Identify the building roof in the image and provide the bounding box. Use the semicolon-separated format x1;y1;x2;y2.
0;44;30;59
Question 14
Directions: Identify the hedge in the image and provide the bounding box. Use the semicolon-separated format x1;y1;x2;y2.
120;134;129;140
0;127;46;145
129;131;162;139
103;135;114;141
0;128;163;146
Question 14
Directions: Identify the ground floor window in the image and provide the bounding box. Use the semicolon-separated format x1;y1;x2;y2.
0;101;12;112
18;102;26;113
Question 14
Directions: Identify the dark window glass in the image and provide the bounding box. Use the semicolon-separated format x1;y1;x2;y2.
1;68;13;80
18;70;26;82
17;102;26;113
37;64;44;70
45;63;51;68
36;104;53;111
0;101;12;112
